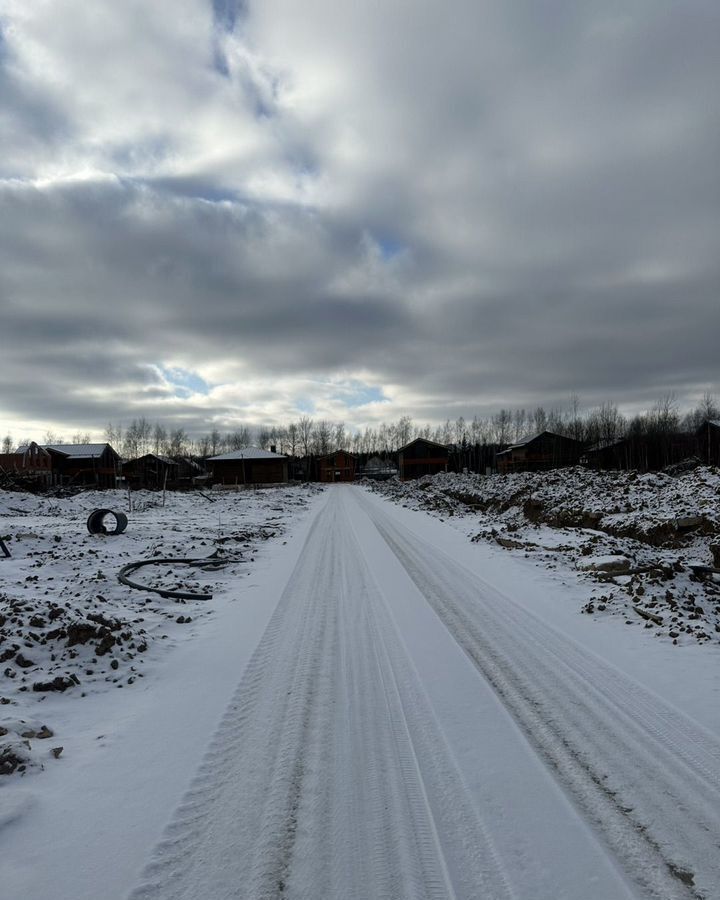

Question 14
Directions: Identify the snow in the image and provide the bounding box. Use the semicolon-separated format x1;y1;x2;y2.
366;466;720;646
1;479;720;899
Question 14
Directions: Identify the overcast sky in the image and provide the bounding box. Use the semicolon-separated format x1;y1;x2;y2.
1;0;718;441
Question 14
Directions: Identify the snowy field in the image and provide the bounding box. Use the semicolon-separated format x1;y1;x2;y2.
0;486;319;776
1;480;720;900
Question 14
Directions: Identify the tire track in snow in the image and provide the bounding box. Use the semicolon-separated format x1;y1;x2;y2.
358;490;720;900
129;490;511;900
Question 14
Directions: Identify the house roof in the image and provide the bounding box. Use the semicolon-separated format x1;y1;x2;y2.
44;443;114;459
317;450;358;461
208;447;286;461
502;430;581;451
133;453;177;465
397;437;449;454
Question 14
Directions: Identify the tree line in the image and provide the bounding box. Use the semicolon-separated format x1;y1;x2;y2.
4;392;718;466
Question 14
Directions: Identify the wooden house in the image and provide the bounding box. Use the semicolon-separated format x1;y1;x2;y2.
696;420;720;466
496;431;584;473
582;439;632;471
171;456;209;488
208;447;288;486
0;442;53;488
122;454;178;490
44;443;120;488
397;438;449;480
317;450;357;482
360;455;399;480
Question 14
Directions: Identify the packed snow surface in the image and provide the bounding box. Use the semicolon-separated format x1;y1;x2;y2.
1;483;720;900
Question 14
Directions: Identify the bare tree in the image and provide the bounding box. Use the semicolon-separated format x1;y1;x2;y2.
491;409;512;444
105;422;123;449
153;423;167;456
209;427;222;456
511;409;526;441
257;426;272;450
396;415;413;448
136;417;152;455
312;420;333;455
587;402;625;446
532;407;547;434
296;417;312;458
227;426;251;450
286;422;299;457
168;428;188;456
2;434;12;454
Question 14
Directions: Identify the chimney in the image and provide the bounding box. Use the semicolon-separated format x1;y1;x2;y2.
270;445;277;454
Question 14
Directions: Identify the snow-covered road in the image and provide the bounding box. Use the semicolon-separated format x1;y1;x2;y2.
128;487;720;900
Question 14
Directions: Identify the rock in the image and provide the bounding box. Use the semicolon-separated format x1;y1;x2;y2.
0;747;25;775
110;659;119;670
66;622;98;647
51;746;63;759
674;516;704;531
95;633;116;656
32;676;78;693
522;497;544;522
15;654;35;669
710;544;720;568
496;537;525;550
37;725;54;739
579;555;632;574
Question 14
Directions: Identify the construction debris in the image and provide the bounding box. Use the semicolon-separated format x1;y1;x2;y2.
117;552;241;601
86;509;128;536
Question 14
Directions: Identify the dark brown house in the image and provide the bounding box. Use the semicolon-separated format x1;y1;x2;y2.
45;443;120;488
123;454;178;490
317;450;357;482
696;420;720;466
208;448;289;486
397;438;449;480
582;438;632;471
0;442;53;487
496;431;584;474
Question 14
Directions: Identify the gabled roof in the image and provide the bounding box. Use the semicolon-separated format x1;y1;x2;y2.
208;447;286;461
502;430;581;451
132;453;177;465
397;437;449;454
44;443;114;459
317;450;358;461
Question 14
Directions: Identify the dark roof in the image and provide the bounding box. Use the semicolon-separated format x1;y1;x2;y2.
317;450;358;461
397;437;449;454
208;447;286;461
44;443;115;459
504;430;581;450
131;453;177;465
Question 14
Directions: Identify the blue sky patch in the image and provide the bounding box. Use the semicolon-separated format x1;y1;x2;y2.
336;382;387;408
376;235;406;261
160;366;211;398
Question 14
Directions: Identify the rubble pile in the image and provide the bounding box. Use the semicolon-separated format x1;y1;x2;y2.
367;467;720;644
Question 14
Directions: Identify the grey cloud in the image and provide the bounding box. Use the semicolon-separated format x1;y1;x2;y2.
1;0;719;437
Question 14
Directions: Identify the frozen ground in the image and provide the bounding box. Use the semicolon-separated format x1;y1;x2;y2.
1;483;720;899
0;485;319;776
367;466;720;646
